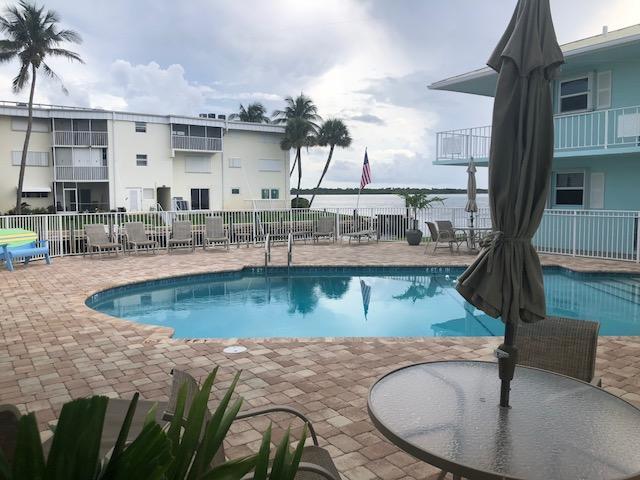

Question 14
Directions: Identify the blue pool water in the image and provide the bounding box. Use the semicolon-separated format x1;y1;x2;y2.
86;267;640;339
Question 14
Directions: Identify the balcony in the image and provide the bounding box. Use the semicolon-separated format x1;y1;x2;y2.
435;105;640;164
54;165;108;181
54;131;108;147
171;135;222;152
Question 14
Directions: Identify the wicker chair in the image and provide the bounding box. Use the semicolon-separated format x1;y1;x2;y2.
516;316;601;386
203;217;229;250
123;222;158;254
167;221;194;253
164;370;341;480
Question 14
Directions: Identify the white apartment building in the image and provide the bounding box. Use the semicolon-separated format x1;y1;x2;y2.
0;101;290;213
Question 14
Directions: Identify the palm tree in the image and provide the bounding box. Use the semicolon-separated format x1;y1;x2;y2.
309;119;352;207
228;102;270;123
280;118;315;203
273;94;322;176
0;1;83;214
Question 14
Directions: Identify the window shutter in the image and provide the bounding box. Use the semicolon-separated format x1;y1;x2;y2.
589;172;605;209
596;71;612;109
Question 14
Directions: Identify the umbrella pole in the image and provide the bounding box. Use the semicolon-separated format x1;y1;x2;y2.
498;321;518;408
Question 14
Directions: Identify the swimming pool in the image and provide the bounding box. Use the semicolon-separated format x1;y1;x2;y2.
86;267;640;339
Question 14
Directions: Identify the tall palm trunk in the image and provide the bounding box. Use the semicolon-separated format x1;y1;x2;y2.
289;149;299;176
295;147;302;200
15;64;37;214
309;144;335;207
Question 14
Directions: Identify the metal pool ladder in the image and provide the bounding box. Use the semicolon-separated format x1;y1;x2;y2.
287;232;293;268
264;233;271;270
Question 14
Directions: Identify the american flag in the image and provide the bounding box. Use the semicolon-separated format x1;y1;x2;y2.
360;279;371;319
360;150;372;190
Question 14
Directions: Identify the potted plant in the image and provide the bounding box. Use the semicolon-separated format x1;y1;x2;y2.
398;193;445;246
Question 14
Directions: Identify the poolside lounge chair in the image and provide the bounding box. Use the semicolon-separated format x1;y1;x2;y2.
84;224;122;257
168;221;194;253
0;228;51;272
203;217;229;250
165;370;342;480
516;316;602;386
312;217;336;243
123;222;158;254
436;221;467;250
426;221;462;253
342;216;377;244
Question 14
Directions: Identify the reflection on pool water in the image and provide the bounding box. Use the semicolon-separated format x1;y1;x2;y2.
86;267;640;339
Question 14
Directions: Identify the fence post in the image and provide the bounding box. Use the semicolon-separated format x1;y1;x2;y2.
336;209;341;238
572;211;577;257
636;212;640;263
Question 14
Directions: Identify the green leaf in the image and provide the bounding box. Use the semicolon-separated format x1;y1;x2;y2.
170;368;217;479
269;428;290;479
101;393;139;478
198;455;258;480
252;423;272;480
283;424;308;480
45;396;108;480
189;371;242;478
11;413;45;480
0;448;11;480
143;402;158;428
166;383;187;459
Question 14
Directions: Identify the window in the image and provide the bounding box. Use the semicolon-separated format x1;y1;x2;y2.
261;188;279;200
135;122;147;133
231;188;240;195
554;172;584;206
73;119;90;132
90;119;107;132
191;188;210;210
21;191;49;198
185;156;211;173
261;189;269;199
136;154;148;166
559;76;591;113
172;124;188;136
11;151;49;167
12;117;50;132
143;188;155;200
228;157;241;168
259;159;282;172
270;189;279;199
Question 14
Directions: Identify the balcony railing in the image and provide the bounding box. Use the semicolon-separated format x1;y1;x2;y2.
54;131;108;147
171;135;222;152
54;165;108;181
436;105;640;162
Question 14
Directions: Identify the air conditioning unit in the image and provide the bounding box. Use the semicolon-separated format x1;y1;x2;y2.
172;197;189;211
207;113;217;119
199;113;208;118
217;114;226;120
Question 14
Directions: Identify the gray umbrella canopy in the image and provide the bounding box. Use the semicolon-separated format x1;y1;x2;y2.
455;0;563;407
465;158;478;214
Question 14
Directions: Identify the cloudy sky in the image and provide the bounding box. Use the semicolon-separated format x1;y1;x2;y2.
1;0;639;189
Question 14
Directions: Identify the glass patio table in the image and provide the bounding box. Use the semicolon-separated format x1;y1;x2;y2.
453;226;492;250
368;360;640;480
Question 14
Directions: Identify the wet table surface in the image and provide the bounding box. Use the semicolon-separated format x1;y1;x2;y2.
368;361;640;480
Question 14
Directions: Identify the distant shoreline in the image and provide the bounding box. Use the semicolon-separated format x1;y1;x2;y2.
291;188;487;195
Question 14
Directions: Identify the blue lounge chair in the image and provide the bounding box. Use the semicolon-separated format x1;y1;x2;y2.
1;240;51;272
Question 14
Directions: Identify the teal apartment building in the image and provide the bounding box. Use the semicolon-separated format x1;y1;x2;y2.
430;24;640;259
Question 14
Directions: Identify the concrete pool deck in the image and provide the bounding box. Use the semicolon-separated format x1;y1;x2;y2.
2;242;640;479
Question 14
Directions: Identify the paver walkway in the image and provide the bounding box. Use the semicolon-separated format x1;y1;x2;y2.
2;242;640;479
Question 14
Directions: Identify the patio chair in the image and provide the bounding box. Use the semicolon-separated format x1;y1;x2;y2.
203;217;229;250
312;217;336;244
425;221;462;253
516;316;602;386
123;222;158;254
164;370;342;480
436;221;467;250
84;224;122;257
168;220;194;253
342;215;378;244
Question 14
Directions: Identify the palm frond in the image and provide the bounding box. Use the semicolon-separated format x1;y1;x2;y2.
42;61;67;93
46;47;83;63
11;62;29;92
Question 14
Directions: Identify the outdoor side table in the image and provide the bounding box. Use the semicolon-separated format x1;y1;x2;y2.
368;360;640;480
453;226;492;251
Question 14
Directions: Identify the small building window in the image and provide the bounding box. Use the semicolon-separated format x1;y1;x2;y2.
135;122;147;133
185;156;211;173
21;191;49;198
228;157;241;168
231;188;240;195
554;172;584;206
136;154;148;166
270;189;279;199
261;188;279;200
143;188;155;200
11;151;49;167
559;76;591;113
261;189;269;200
191;188;210;210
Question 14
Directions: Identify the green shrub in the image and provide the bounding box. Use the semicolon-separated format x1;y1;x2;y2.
291;197;310;209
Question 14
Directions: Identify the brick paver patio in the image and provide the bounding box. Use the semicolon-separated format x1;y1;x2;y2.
2;242;640;479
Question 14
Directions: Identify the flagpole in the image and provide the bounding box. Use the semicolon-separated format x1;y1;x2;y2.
356;147;366;212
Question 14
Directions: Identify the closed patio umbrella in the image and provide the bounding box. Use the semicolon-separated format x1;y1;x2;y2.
465;157;478;228
455;0;563;407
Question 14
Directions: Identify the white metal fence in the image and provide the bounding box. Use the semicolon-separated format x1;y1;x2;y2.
1;207;639;262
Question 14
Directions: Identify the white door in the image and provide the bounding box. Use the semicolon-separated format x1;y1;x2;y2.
127;188;142;212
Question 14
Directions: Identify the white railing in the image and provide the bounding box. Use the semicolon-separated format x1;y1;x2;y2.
1;207;639;262
54;131;108;147
171;135;222;151
54;165;109;181
436;105;640;161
